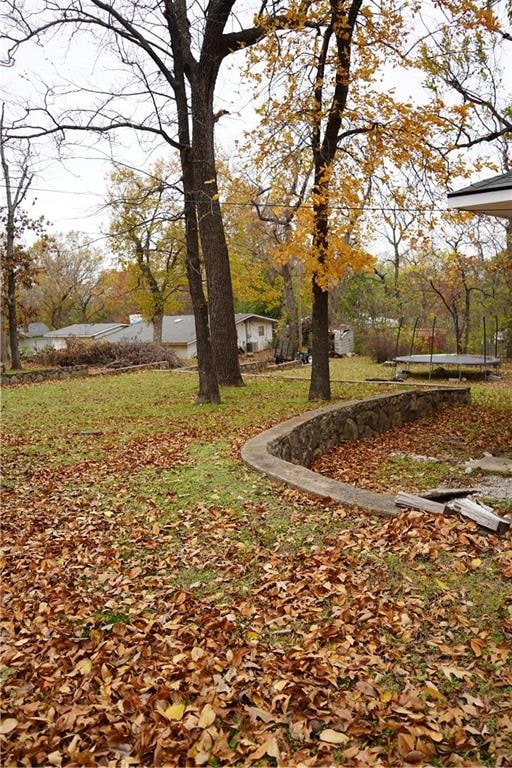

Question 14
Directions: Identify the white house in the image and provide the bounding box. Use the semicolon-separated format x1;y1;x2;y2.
43;314;277;360
44;323;127;350
234;313;276;353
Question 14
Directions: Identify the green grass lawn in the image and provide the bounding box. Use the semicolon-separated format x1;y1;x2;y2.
1;360;511;767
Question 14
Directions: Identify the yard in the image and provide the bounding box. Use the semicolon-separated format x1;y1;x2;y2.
1;359;511;766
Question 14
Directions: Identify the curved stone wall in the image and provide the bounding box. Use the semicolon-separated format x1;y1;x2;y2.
241;387;470;515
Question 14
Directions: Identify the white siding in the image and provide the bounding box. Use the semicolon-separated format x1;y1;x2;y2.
19;337;51;355
166;342;196;360
46;338;67;350
237;318;273;352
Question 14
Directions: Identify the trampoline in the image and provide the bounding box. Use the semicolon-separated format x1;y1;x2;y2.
394;353;501;369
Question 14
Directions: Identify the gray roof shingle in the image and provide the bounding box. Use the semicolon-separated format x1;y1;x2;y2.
44;323;126;338
44;314;277;343
448;170;512;198
19;322;50;337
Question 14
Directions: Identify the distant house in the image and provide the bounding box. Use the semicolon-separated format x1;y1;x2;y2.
44;314;277;359
44;323;127;350
18;322;50;355
105;313;276;358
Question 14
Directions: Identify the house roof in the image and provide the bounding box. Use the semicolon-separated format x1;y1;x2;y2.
158;312;277;344
44;323;127;338
161;314;277;344
162;315;198;343
101;321;153;343
44;314;277;344
235;313;278;324
447;171;512;218
18;321;50;338
448;171;512;197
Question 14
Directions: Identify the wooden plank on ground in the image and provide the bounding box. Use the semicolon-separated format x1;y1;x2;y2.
420;487;478;501
395;491;510;534
446;498;510;534
394;492;445;514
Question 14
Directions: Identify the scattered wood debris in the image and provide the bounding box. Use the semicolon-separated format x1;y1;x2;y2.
395;492;445;515
395;491;510;534
79;429;104;436
420;487;478;501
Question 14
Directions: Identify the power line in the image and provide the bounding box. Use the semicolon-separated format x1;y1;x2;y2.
6;185;449;213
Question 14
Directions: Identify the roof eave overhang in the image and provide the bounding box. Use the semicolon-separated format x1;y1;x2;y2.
447;188;512;219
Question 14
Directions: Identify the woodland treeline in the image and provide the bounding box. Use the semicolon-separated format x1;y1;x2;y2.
1;0;511;400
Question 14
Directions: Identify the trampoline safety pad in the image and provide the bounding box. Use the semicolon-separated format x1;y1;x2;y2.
393;354;501;367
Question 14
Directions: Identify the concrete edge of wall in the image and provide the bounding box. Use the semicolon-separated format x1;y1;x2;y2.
241;387;470;517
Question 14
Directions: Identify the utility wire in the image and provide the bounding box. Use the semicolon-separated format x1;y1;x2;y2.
3;185;449;213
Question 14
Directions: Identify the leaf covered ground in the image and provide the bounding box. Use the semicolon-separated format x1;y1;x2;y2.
312;364;512;514
1;363;512;766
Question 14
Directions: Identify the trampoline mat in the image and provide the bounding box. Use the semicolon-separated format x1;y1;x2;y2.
394;354;500;366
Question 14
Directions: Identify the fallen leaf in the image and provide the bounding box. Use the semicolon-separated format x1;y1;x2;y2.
197;703;216;729
404;749;426;764
75;659;92;675
162;703;186;721
250;734;280;760
439;665;468;680
397;732;416;756
381;689;394;703
319;729;349;745
0;718;17;735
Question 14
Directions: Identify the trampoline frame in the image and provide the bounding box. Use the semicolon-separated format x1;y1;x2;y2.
393;353;501;379
391;316;502;379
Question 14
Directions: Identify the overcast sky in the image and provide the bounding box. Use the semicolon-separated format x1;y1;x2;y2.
1;28;258;262
1;2;509;262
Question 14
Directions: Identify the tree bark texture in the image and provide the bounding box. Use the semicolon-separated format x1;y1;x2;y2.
1;320;11;366
308;278;331;400
281;261;299;352
182;147;220;404
166;0;221;404
309;174;331;401
5;222;21;370
191;76;243;387
152;309;163;345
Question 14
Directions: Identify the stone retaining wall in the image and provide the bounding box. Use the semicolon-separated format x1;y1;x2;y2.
240;359;304;374
269;387;470;467
1;360;170;386
242;387;470;515
1;365;87;386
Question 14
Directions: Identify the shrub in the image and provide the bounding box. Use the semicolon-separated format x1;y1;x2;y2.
34;339;183;369
362;330;397;363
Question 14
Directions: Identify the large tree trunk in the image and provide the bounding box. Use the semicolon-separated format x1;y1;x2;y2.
152;309;163;345
309;173;331;401
191;94;243;386
453;307;462;354
167;6;220;404
281;260;299;352
182;145;220;404
1;314;11;367
309;279;330;400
